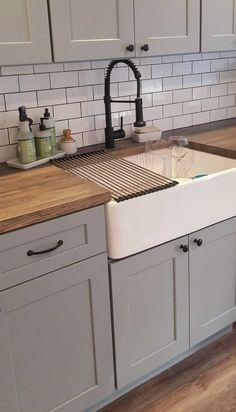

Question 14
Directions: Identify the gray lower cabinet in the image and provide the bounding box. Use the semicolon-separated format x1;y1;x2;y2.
189;217;236;346
110;237;189;389
0;253;114;412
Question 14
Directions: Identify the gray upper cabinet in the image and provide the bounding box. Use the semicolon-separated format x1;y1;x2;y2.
49;0;135;62
202;0;236;52
189;217;236;347
110;237;189;389
0;0;51;65
0;254;114;412
135;0;201;56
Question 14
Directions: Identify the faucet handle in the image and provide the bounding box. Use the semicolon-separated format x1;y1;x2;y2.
120;116;123;130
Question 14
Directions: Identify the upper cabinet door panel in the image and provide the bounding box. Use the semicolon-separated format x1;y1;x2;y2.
135;0;200;56
49;0;135;61
0;0;51;65
202;0;236;51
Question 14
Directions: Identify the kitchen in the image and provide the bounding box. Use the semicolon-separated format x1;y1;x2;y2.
1;1;236;411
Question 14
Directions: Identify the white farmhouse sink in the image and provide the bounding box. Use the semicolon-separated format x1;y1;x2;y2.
105;149;236;259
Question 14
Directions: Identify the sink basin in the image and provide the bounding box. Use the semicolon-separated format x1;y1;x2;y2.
105;149;236;259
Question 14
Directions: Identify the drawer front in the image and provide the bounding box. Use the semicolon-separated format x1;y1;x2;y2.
0;206;106;291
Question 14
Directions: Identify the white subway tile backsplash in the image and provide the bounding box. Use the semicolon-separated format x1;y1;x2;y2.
163;76;182;91
71;133;83;147
54;103;81;121
183;74;201;88
0;52;235;163
19;74;50;91
79;69;104;86
0;129;9;146
152;64;172;78
202;97;218;111
37;89;66;106
173;114;192;129
50;72;78;89
173;62;192;76
193;111;210;125
163;103;182;118
5;92;37;110
153;91;172;105
183;100;201;114
0;76;19;94
173;88;192;103
67;86;93;103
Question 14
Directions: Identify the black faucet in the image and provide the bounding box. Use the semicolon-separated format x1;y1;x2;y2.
104;59;146;149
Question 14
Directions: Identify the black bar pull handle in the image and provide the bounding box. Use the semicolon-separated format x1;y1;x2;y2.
27;240;64;256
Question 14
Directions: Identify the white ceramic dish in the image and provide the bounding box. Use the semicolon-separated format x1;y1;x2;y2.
7;150;65;169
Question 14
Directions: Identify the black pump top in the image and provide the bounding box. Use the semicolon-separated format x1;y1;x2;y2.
44;108;51;118
18;106;28;122
40;118;46;131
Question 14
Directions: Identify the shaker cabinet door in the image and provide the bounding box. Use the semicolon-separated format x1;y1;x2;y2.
110;237;189;389
189;217;236;347
202;0;236;51
134;0;200;56
0;0;51;65
49;0;135;61
0;254;114;412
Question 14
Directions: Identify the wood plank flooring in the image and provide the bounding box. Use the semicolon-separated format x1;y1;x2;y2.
101;327;236;412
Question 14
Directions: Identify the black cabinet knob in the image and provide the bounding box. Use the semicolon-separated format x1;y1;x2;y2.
141;44;149;52
194;238;203;247
126;44;134;52
180;244;189;253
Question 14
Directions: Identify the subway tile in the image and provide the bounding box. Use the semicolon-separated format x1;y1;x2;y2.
37;89;66;106
163;103;182;118
173;62;192;76
152;64;172;78
95;113;119;130
193;86;210;100
93;83;117;100
202;72;220;85
130;93;153;108
183;53;201;61
79;69;104;86
173;88;192;103
227;106;236;118
81;100;104;117
69;116;95;133
50;72;78;88
193;111;210;125
0;76;19;93
120;110;136;125
0;110;19;128
0;129;9;146
210;108;227;122
132;65;151;80
202;52;219;60
162;55;183;63
110;67;129;83
220;70;236;83
0;145;17;163
193;60;210;73
228;82;236;94
8;127;18;144
83;129;105;146
202;97;218;111
34;63;64;73
5;92;37;110
183;100;201;114
142;78;162;93
153;91;172;106
118;81;137;97
2;65;33;75
228;58;236;70
163;77;182;91
64;61;91;71
91;60;110;69
220;51;236;58
219;95;235;108
55;120;69;137
0;95;5;111
110;98;131;112
19;74;49;91
173;114;192;129
67;86;93;103
211;84;227;97
71;133;83;148
27;107;52;124
53;103;81;121
153;117;173;131
183;74;201;88
143;106;162;121
140;56;162;65
211;59;228;72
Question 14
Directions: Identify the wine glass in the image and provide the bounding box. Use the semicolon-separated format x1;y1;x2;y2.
168;136;188;178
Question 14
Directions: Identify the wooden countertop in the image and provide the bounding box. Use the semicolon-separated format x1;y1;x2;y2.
0;165;111;234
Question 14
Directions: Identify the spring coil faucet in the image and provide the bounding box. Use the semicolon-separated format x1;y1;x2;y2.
104;59;146;148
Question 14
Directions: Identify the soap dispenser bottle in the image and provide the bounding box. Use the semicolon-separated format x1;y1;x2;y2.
43;108;57;154
35;118;52;159
17;106;37;164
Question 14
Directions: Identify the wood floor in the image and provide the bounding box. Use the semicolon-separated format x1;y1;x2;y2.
101;327;236;412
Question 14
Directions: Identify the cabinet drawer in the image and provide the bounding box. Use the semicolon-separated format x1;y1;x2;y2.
0;206;106;291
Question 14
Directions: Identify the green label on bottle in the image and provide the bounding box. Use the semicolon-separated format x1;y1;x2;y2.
18;138;37;164
45;127;57;153
36;137;52;159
